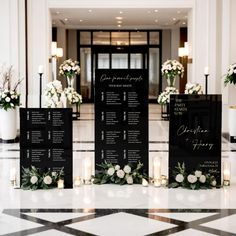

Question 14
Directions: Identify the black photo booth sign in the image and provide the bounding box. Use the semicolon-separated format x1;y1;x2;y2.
20;108;73;188
169;95;222;185
95;69;148;174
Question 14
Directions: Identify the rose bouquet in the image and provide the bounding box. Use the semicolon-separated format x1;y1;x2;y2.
21;166;64;190
184;83;203;94
157;87;179;105
169;162;219;190
93;161;147;185
59;58;80;78
161;60;184;79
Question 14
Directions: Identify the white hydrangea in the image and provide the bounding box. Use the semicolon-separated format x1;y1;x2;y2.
211;180;217;187
59;58;81;77
126;175;133;184
157;87;179;105
185;83;203;95
115;165;120;171
161;59;184;78
64;87;82;105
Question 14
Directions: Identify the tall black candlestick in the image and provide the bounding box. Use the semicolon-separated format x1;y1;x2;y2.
39;73;43;108
205;74;209;95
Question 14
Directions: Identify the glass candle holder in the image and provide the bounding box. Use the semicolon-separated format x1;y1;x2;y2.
223;160;231;186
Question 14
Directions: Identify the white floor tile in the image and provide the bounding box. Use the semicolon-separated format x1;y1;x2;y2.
169;229;216;236
30;229;72;236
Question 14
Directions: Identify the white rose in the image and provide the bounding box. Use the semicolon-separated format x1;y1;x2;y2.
117;169;125;179
187;174;197;184
211;180;217;187
115;165;120;170
175;174;184;183
142;178;149;187
43;175;52;185
107;167;115;176
126;175;133;184
199;175;206;183
51;172;57;177
195;170;202;178
10;103;14;107
5;97;10;102
30;176;38;184
123;165;131;174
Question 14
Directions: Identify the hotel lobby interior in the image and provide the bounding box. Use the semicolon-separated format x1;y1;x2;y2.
1;0;236;235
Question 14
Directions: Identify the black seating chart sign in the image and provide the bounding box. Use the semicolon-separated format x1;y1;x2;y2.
169;95;222;185
20;108;73;188
95;69;148;174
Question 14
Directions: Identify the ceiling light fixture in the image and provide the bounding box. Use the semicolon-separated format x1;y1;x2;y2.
64;18;68;21
117;24;121;27
116;17;123;20
119;11;123;14
182;22;186;25
56;11;60;14
173;18;176;21
177;10;181;14
154;9;158;13
117;21;122;24
80;19;83;22
155;19;158;23
88;9;92;13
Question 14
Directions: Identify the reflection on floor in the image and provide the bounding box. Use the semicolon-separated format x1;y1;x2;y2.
0;104;236;236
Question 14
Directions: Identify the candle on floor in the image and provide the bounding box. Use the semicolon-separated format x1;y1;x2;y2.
74;176;82;187
161;175;168;186
154;179;161;187
10;167;16;184
153;156;161;180
83;158;92;184
223;160;231;186
57;179;64;189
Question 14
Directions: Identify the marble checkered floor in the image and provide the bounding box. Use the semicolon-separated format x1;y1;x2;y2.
1;104;236;236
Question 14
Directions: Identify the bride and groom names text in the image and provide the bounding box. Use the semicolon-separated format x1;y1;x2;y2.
177;125;214;151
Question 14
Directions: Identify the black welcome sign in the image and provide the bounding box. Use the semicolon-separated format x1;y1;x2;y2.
169;95;222;185
95;69;148;174
20;108;73;188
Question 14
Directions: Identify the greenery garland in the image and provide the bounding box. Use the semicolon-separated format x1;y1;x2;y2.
93;161;148;185
21;166;64;190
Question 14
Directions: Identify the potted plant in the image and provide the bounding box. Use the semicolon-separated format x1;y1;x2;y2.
0;65;22;142
224;63;236;142
161;60;184;87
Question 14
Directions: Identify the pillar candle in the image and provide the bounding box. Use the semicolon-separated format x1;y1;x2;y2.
38;65;44;74
204;66;209;75
153;157;161;179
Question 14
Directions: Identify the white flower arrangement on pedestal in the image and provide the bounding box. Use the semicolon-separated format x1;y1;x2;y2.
59;58;80;78
44;80;63;108
64;87;82;105
184;83;203;94
169;162;220;190
161;60;184;78
157;87;179;105
93;161;147;185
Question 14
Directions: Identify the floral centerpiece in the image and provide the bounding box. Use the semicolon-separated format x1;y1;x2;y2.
64;87;82;106
224;63;236;86
44;80;63;108
93;161;147;185
0;65;22;110
169;162;219;190
161;60;184;87
59;58;80;87
184;83;203;94
157;87;179;105
21;166;64;190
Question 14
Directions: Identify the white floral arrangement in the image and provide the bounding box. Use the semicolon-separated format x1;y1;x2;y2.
44;80;63;108
59;58;80;78
157;87;179;105
93;161;147;185
21;166;64;190
169;162;219;190
0;65;22;110
64;87;82;105
224;63;236;86
184;83;203;95
161;60;184;78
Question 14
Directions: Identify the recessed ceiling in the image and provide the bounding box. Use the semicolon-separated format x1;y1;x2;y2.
51;8;189;29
